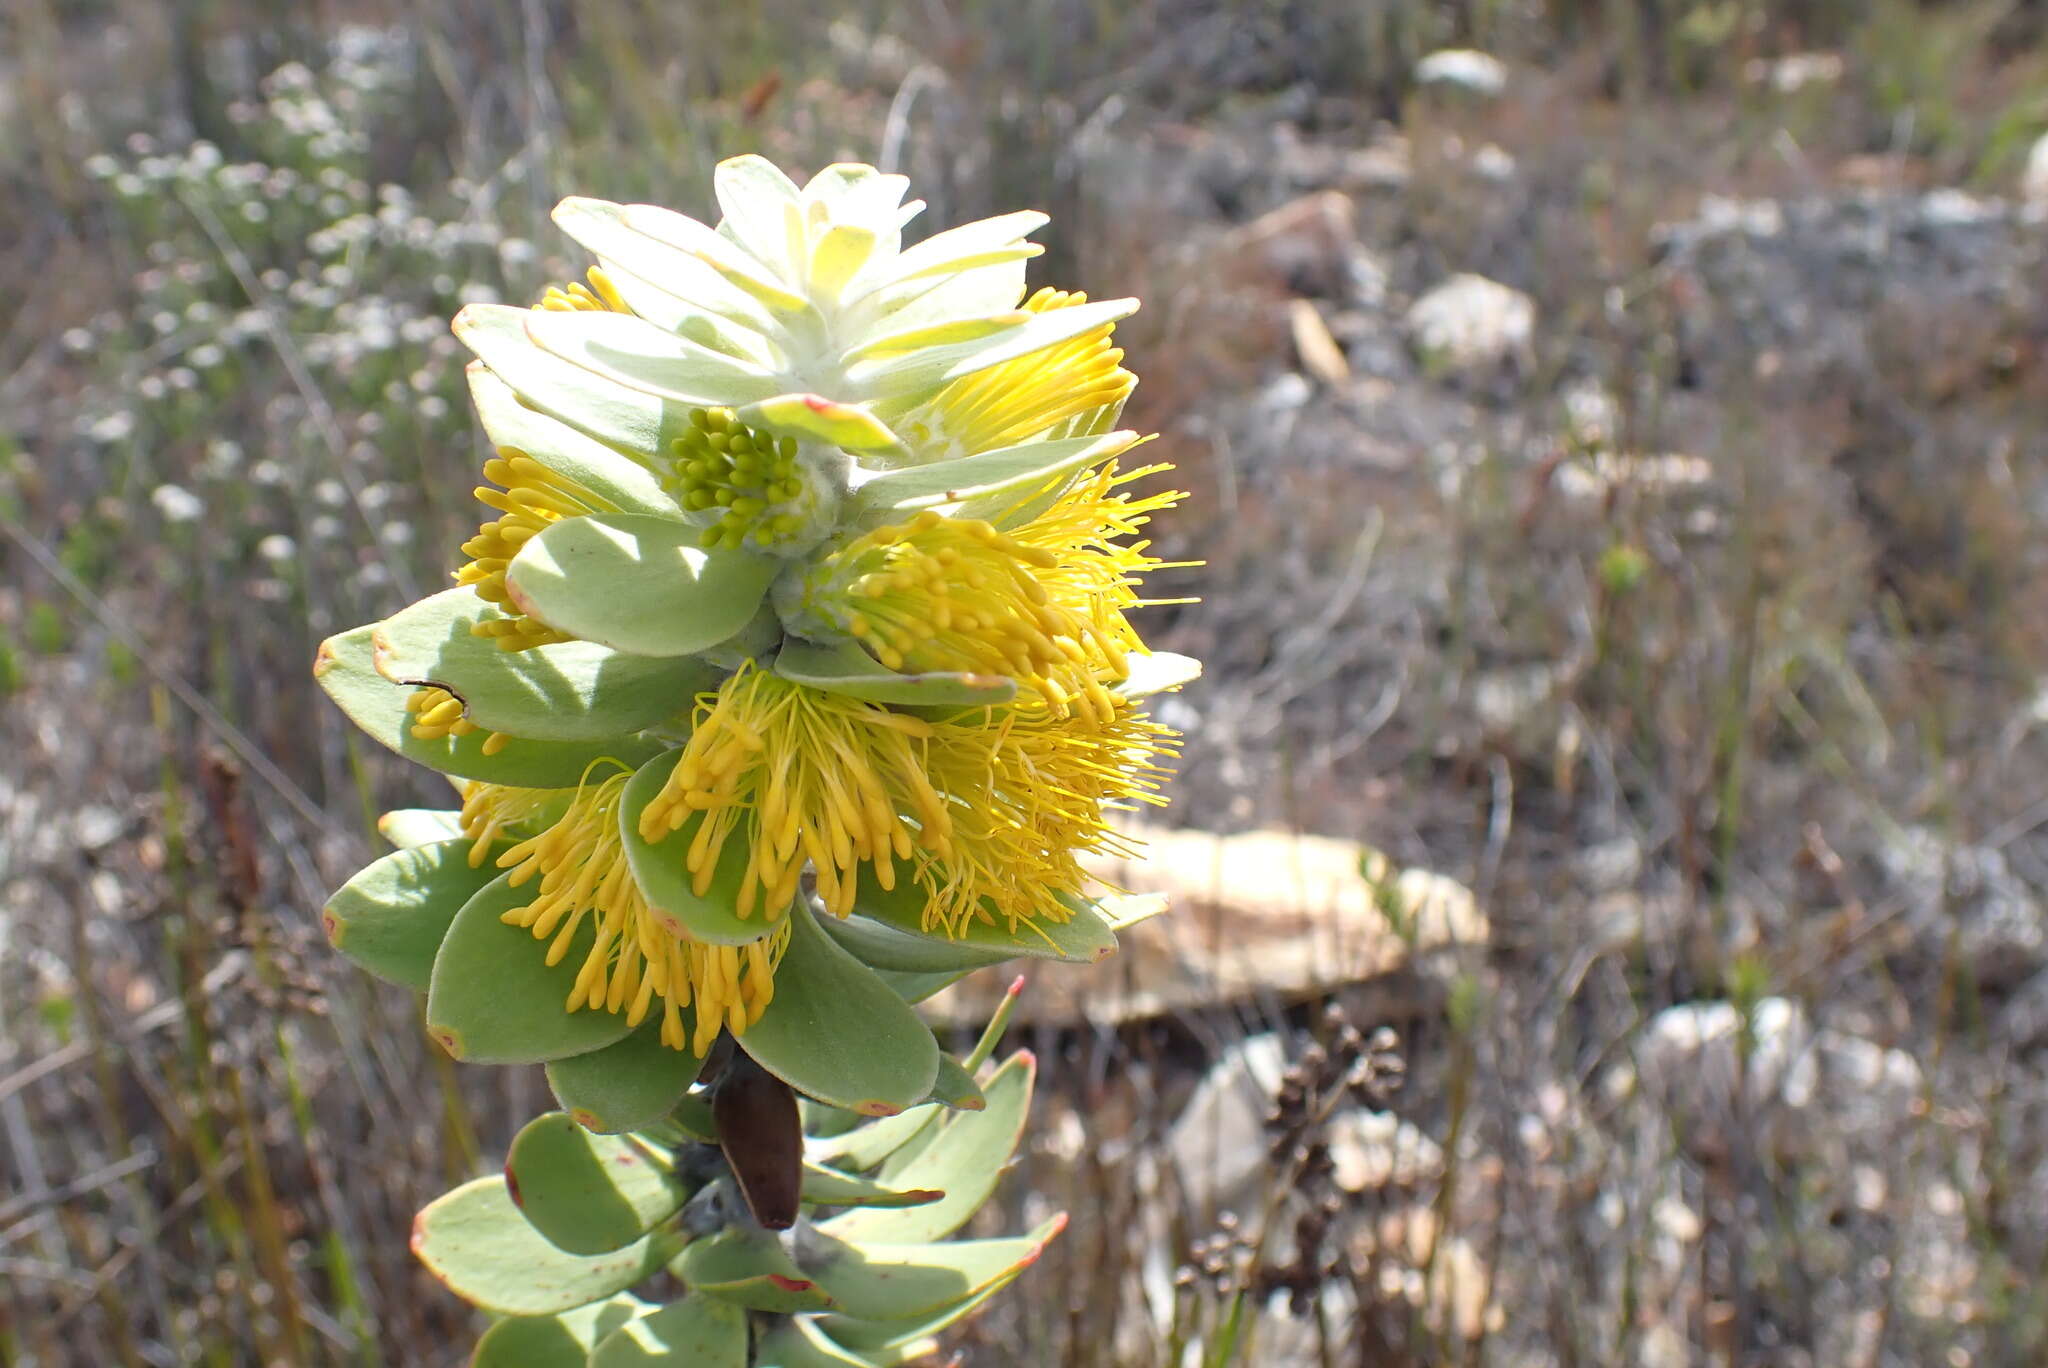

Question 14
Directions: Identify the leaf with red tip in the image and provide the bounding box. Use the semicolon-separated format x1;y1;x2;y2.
323;840;499;992
545;1015;704;1135
798;1161;944;1210
832;1052;1037;1244
505;1113;691;1256
412;1176;661;1315
425;874;636;1065
796;1215;1068;1323
671;1229;836;1313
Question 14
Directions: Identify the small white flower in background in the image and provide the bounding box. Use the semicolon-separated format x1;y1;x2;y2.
204;440;244;475
85;412;136;444
151;484;205;523
257;534;298;563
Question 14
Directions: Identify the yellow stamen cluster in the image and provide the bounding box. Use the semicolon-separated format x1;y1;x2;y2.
458;781;563;864
404;685;513;755
638;664;951;921
1006;459;1193;664
464;769;789;1055
637;665;1181;938
916;697;1180;934
803;510;1120;720
890;288;1136;456
456;450;617;651
538;268;629;314
666;408;811;551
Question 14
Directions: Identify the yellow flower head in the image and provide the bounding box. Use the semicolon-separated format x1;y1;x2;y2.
461;769;789;1055
320;159;1200;1082
913;696;1180;935
795;459;1187;719
637;663;1178;939
884;288;1137;460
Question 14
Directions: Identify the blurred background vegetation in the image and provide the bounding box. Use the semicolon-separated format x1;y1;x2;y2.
5;0;2048;1364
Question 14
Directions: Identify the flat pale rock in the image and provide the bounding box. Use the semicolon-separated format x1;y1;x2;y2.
921;825;1490;1028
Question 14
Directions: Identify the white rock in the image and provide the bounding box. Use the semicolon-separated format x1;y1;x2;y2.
1639;1323;1691;1368
1918;187;2002;229
1573;837;1643;893
1328;1111;1444;1191
1415;49;1508;98
1470;143;1517;182
1167;1033;1289;1214
2022;131;2048;204
1406;273;1534;375
1627;997;1924;1141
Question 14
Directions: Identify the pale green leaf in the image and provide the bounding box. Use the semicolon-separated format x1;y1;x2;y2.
771;638;1015;708
670;1229;836;1313
618;749;781;947
504;514;777;659
371;588;714;739
752;1320;873;1368
734;393;907;456
322;840;499;992
412;1176;659;1316
545;1017;705;1135
505;1114;691;1256
587;1294;749;1368
799;1161;943;1211
843;298;1137;401
316;623;659;787
850;430;1140;516
621;202;816;317
453;303;694;459
470;1295;653;1367
377;807;463;849
830;1053;1036;1244
739;904;939;1115
796;1216;1067;1324
713;154;805;282
805;223;879;303
847;209;1047;302
550;197;777;333
424;874;636;1065
524;308;784;408
465;365;679;515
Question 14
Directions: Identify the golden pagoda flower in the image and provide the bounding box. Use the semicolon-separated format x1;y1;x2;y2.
315;154;1199;1120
